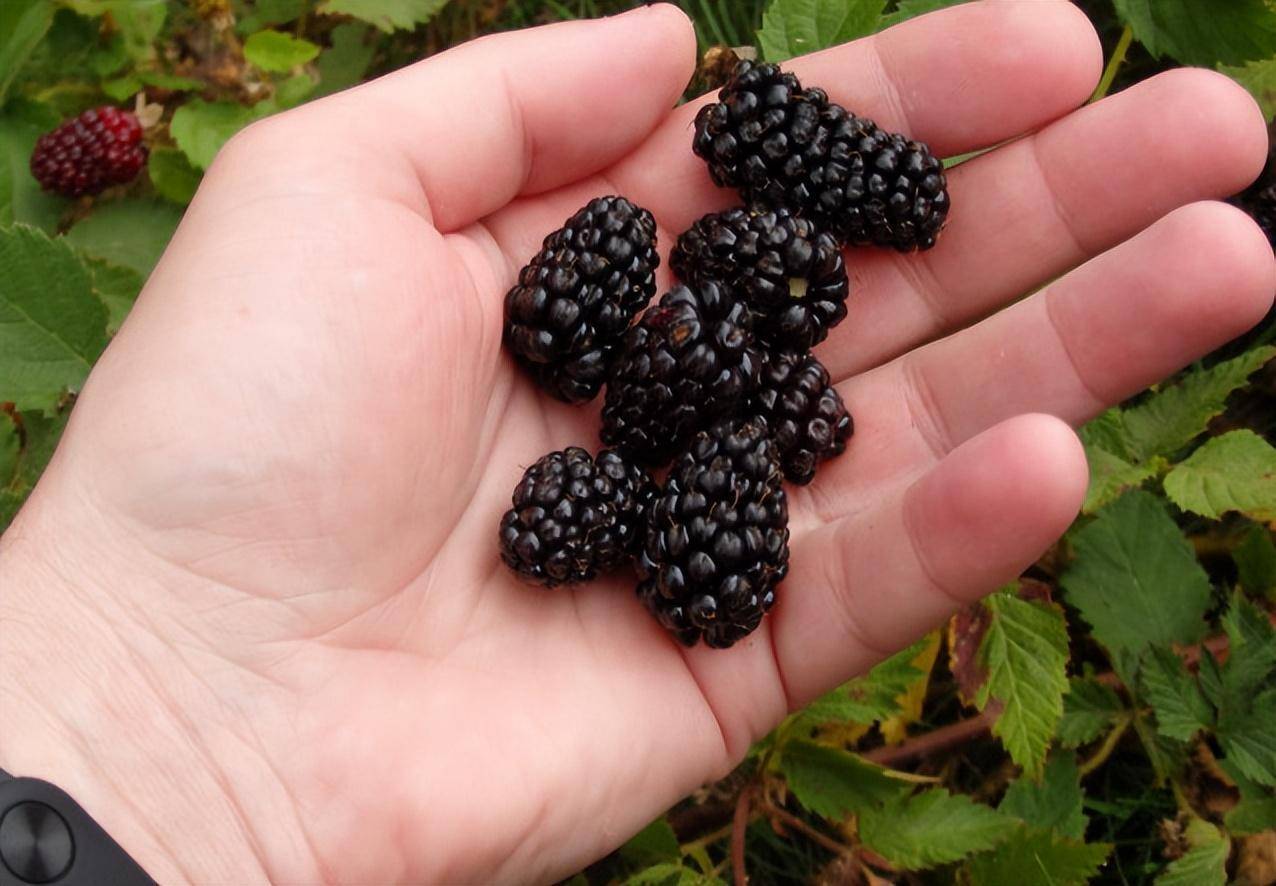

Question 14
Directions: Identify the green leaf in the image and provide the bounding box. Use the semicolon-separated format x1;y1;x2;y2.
80;254;142;333
244;30;320;73
1139;647;1214;741
1235;525;1276;598
318;0;450;33
1113;0;1276;67
315;22;375;98
1060;490;1212;657
976;593;1070;778
624;863;721;886
109;0;166;61
1058;678;1125;748
1079;409;1135;462
620;818;681;867
270;72;317;109
1155;818;1229;885
1164;430;1276;521
64;198;182;278
170;99;262;170
0;0;54;104
998;754;1087;840
1218;686;1276;786
0;413;18;486
758;0;884;62
1082;445;1164;515
1221;56;1276;120
136;70;204;92
1227;788;1276;835
237;0;308;32
880;0;971;29
858;788;1014;870
103;75;144;103
146;147;201;207
88;31;128;77
780;741;907;820
0;407;70;529
0;225;107;410
797;635;927;727
1119;347;1276;461
965;826;1111;886
1220;592;1276;702
0;101;63;231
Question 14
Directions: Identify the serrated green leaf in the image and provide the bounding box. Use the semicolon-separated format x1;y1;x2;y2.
1226;789;1276;835
758;0;883;62
620;818;681;867
169;99;262;170
1058;678;1125;748
1139;647;1214;741
80;254;142;333
1221;592;1276;702
1198;648;1226;709
976;594;1070;778
880;0;971;29
315;22;375;98
1155;818;1228;885
780;741;908;820
1082;445;1164;514
318;0;450;33
0;225;107;410
1133;711;1189;785
858;788;1014;870
100;74;142;102
244;29;320;73
1119;347;1276;461
1079;409;1135;461
146;147;201;207
1235;525;1276;598
64;198;182;278
1114;0;1276;67
1218;686;1276;786
0;0;54;104
1060;491;1212;656
0;101;63;231
1164;430;1276;521
624;863;720;886
999;754;1087;840
965;825;1111;886
1221;56;1276;120
797;635;927;727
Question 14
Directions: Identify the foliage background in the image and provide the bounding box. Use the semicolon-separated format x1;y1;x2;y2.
1;1;1275;883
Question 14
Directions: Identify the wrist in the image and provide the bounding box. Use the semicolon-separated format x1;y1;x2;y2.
0;497;277;883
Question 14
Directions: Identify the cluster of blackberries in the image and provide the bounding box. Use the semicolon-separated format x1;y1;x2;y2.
497;61;949;648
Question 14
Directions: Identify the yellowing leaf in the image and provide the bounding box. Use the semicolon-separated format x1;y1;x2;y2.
879;630;940;744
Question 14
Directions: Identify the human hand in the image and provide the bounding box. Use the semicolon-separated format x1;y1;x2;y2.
1;3;1272;882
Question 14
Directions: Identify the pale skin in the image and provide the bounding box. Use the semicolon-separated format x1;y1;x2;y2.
0;2;1273;882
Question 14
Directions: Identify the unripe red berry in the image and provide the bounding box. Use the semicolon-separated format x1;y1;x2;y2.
30;106;148;198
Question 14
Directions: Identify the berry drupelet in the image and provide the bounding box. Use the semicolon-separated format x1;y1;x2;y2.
503;196;659;403
601;280;764;467
751;351;852;485
670;206;849;350
498;447;656;587
637;416;790;648
692;60;949;252
30;106;148;198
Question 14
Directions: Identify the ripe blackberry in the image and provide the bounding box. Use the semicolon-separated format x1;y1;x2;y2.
498;447;656;587
30;106;147;198
692;61;949;251
637;417;789;648
504;196;659;403
601;280;763;466
1230;147;1276;249
751;351;852;484
670;206;849;350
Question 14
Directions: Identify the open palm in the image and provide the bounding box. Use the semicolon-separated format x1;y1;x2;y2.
3;3;1273;883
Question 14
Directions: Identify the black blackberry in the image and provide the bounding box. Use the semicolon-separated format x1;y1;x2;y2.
751;351;852;485
692;61;949;252
503;196;659;403
600;280;764;467
1230;146;1276;250
498;447;656;587
637;417;789;648
671;206;849;350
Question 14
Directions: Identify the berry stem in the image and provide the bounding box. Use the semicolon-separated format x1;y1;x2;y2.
1091;24;1134;103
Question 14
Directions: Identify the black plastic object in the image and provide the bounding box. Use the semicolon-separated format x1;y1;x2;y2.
0;770;154;885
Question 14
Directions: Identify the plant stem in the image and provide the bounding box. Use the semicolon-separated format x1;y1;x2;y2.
1079;714;1133;778
731;788;751;886
759;801;853;857
1091;25;1134;102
